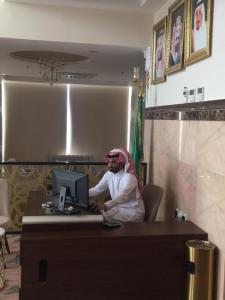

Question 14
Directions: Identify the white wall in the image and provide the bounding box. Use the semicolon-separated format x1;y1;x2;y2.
0;1;152;48
147;0;225;107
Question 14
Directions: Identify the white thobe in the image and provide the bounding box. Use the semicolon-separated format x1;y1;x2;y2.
89;170;145;222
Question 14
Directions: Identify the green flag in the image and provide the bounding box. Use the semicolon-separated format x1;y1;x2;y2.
132;95;144;176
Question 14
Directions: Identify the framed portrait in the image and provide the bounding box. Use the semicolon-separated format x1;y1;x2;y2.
151;17;167;84
185;0;213;65
166;0;186;74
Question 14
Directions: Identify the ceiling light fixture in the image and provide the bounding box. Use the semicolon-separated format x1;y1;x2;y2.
11;51;88;85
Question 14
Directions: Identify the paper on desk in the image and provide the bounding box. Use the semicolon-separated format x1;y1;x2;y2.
23;214;103;224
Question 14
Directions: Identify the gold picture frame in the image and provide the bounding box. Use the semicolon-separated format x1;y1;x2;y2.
166;0;186;74
151;17;167;84
185;0;213;65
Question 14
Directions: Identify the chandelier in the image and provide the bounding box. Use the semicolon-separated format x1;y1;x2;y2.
11;50;88;85
39;55;64;85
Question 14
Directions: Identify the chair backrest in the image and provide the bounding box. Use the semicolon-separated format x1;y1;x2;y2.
142;184;163;222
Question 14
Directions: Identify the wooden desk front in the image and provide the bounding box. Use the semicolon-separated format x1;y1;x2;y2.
20;191;207;300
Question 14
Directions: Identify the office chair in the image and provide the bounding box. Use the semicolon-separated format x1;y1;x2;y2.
0;178;11;253
142;184;163;222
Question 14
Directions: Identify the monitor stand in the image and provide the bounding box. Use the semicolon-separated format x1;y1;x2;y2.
65;195;73;205
54;186;81;215
57;186;67;212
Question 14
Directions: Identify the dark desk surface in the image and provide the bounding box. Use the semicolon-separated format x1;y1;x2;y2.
22;191;103;231
23;190;91;216
22;191;207;238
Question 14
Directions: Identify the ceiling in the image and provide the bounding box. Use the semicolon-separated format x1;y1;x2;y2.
0;37;146;86
6;0;167;13
2;0;168;86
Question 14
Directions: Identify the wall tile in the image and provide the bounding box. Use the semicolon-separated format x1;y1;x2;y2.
177;121;198;165
145;119;225;299
197;121;225;176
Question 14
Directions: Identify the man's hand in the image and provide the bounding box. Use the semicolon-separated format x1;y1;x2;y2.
96;202;107;212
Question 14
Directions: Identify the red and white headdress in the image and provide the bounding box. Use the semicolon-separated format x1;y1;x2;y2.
105;148;142;197
105;148;135;174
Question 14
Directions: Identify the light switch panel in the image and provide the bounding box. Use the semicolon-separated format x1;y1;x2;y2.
189;89;196;102
196;87;205;101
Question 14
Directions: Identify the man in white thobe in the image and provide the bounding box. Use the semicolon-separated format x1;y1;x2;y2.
89;148;145;222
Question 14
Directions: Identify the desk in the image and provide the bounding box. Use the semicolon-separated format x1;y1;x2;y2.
20;191;207;300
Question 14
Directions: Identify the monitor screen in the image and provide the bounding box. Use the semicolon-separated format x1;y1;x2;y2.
52;169;89;208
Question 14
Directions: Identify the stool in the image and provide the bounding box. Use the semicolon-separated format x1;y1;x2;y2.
0;227;5;290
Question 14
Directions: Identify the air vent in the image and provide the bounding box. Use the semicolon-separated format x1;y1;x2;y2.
59;72;96;80
48;155;93;162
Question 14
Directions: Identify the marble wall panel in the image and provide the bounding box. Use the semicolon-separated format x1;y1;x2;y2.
152;120;178;160
177;121;199;166
151;153;178;220
173;161;197;218
197;121;225;176
144;119;225;299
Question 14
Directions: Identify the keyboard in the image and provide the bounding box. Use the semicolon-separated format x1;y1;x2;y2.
54;206;81;215
103;220;122;229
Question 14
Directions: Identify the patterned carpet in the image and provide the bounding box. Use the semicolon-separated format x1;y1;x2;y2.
0;234;20;300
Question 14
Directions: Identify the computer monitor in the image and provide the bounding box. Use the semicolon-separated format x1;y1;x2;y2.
52;169;89;208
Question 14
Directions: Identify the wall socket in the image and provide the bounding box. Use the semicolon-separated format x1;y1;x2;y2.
174;208;188;221
183;87;188;103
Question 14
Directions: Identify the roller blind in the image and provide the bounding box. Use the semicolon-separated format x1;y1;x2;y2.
69;85;129;160
4;81;129;161
4;81;66;161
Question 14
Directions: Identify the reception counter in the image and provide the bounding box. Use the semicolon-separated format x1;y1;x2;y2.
20;191;208;300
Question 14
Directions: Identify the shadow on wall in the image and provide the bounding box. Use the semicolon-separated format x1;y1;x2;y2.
153;162;178;221
213;247;219;300
223;261;225;300
164;182;177;221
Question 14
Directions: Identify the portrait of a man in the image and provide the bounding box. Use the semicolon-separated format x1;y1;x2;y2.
155;28;165;79
152;17;167;84
169;6;184;67
192;0;207;52
185;0;213;65
166;0;186;74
